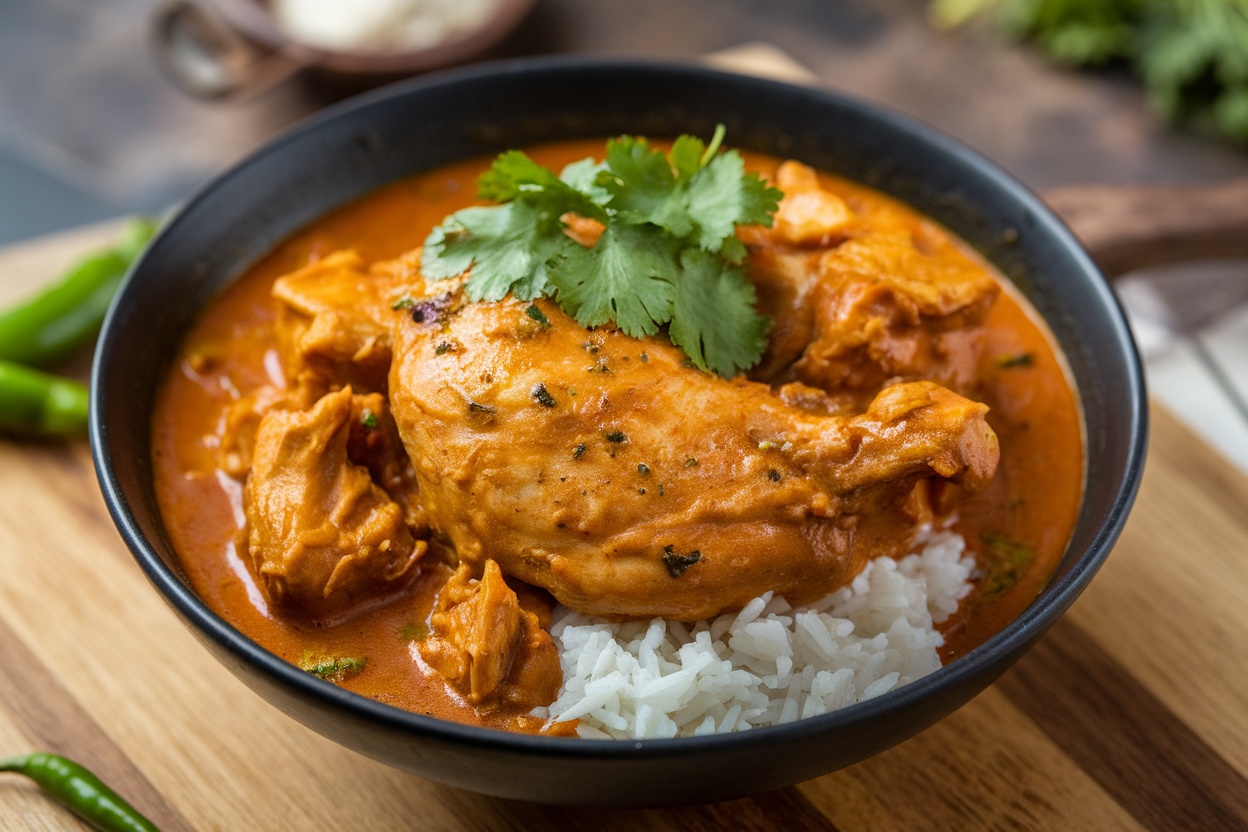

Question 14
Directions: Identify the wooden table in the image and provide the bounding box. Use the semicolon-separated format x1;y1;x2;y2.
4;68;1248;832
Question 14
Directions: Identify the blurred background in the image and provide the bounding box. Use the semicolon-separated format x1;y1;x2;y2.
1;0;1246;466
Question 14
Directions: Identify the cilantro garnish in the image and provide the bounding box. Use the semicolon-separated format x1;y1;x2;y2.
300;655;366;681
421;126;782;376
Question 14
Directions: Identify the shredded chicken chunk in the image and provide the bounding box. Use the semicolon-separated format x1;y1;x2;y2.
273;250;397;396
419;560;562;708
243;386;426;618
744;162;1000;400
769;160;856;246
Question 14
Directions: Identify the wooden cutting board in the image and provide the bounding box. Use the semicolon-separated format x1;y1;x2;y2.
4;64;1248;832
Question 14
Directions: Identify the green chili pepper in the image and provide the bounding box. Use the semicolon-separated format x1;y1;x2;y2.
0;360;90;437
0;753;160;832
0;217;157;368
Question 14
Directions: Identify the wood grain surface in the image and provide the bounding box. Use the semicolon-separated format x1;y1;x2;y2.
1044;179;1248;279
3;51;1248;831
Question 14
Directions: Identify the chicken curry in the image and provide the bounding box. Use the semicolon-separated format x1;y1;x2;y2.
151;139;1084;734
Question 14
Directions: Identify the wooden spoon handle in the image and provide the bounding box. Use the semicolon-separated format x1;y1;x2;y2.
1041;179;1248;279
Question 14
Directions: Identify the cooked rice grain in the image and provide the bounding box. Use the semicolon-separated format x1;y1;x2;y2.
541;531;973;739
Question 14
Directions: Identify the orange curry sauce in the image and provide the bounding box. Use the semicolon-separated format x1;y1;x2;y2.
151;140;1084;732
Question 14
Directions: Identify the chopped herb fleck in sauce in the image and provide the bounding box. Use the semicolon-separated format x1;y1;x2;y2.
531;382;557;408
767;469;781;482
997;353;1034;369
435;341;454;355
399;622;428;642
468;400;497;415
525;304;551;328
640;352;649;363
300;655;367;681
685;457;699;467
978;533;1036;602
662;545;702;577
606;431;627;444
637;463;650;476
573;443;587;459
360;409;379;429
390;297;414;310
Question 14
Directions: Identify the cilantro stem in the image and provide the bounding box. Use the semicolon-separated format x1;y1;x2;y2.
700;123;726;168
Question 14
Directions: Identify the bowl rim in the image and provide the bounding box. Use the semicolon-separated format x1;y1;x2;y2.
90;54;1148;761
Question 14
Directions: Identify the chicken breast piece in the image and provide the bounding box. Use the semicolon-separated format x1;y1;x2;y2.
388;282;999;621
244;386;426;618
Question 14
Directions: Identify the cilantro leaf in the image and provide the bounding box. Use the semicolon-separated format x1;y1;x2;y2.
549;223;676;337
420;221;476;279
422;150;611;301
477;150;562;203
477;150;606;225
600;136;694;238
686;151;782;253
668;249;771;377
668;133;707;180
422;202;570;301
559;157;612;205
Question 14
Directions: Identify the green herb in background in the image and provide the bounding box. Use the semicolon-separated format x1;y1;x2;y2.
929;0;1248;145
421;126;781;377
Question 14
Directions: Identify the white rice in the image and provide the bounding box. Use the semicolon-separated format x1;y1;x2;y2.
272;0;502;53
539;531;973;739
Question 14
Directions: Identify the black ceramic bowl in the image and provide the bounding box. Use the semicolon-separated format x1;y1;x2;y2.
90;57;1146;807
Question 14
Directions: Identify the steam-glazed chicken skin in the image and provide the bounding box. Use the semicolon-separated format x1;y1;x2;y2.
744;162;1000;401
388;282;999;621
243;386;427;618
